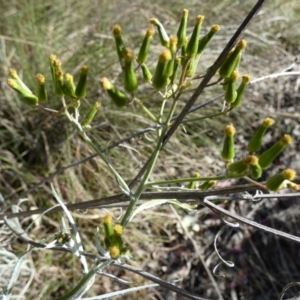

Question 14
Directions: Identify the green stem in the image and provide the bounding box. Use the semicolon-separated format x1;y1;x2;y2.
121;127;166;227
135;99;158;122
146;174;241;187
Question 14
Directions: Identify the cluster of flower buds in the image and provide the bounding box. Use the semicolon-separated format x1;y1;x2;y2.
101;9;222;106
7;55;102;129
219;39;251;108
221;119;297;191
103;214;127;259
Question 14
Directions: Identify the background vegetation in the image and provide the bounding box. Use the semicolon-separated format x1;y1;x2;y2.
0;0;300;299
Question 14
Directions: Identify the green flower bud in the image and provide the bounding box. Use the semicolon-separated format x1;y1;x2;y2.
152;49;172;90
49;55;64;96
221;124;236;161
259;134;293;169
36;74;47;103
247;118;275;153
169;35;178;56
266;169;296;191
186;15;205;57
198;24;220;54
137;26;155;65
177;9;188;48
141;64;152;82
100;77;128;107
181;37;188;66
81;102;101;129
7;79;39;106
227;159;249;175
186;55;200;78
63;73;76;98
123;48;138;93
219;39;247;79
188;172;200;189
225;71;239;104
75;65;88;98
103;214;114;248
110;224;123;250
112;24;126;66
245;155;262;179
170;57;181;82
9;69;32;93
149;18;169;47
231;74;251;108
199;180;216;191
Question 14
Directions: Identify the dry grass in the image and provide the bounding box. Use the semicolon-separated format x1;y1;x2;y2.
0;0;300;299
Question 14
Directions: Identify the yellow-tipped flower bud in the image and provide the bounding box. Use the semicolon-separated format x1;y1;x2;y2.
137;27;155;65
100;77;128;107
224;70;239;104
188;172;200;189
141;64;152;82
123;48;138;93
247;118;275;153
198;24;220;54
231;74;251;108
258;134;292;169
219;39;247;79
186;15;205;57
81;102;101;129
114;224;123;236
103;214;114;248
113;24;126;66
36;74;47;103
109;246;121;259
266;169;296;191
177;9;188;48
110;224;124;250
169;35;178;56
199;180;216;191
49;55;64;96
7;79;39;106
152;49;172;90
9;68;32;93
221;124;236;161
75;65;88;98
244;155;262;179
150;18;170;47
63;73;76;98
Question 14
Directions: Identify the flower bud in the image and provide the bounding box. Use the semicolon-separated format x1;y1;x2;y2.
244;155;262;179
199;180;216;191
7;79;39;106
186;55;200;78
49;55;64;96
227;159;249;175
231;74;251;108
100;77;128;107
188;172;200;189
63;73;76;98
75;65;88;98
123;48;138;93
36;74;47;103
137;27;155;65
225;71;239;104
152;49;172;90
221;124;236;161
81;102;101;129
150;18;169;47
186;15;205;57
247;118;275;153
197;24;220;54
258;134;292;169
141;64;152;82
109;246;121;259
9;69;32;93
103;214;114;248
219;39;247;79
266;169;296;191
177;9;188;48
113;24;125;66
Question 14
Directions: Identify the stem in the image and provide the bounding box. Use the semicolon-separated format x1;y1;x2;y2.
146;174;241;187
135;99;158;122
